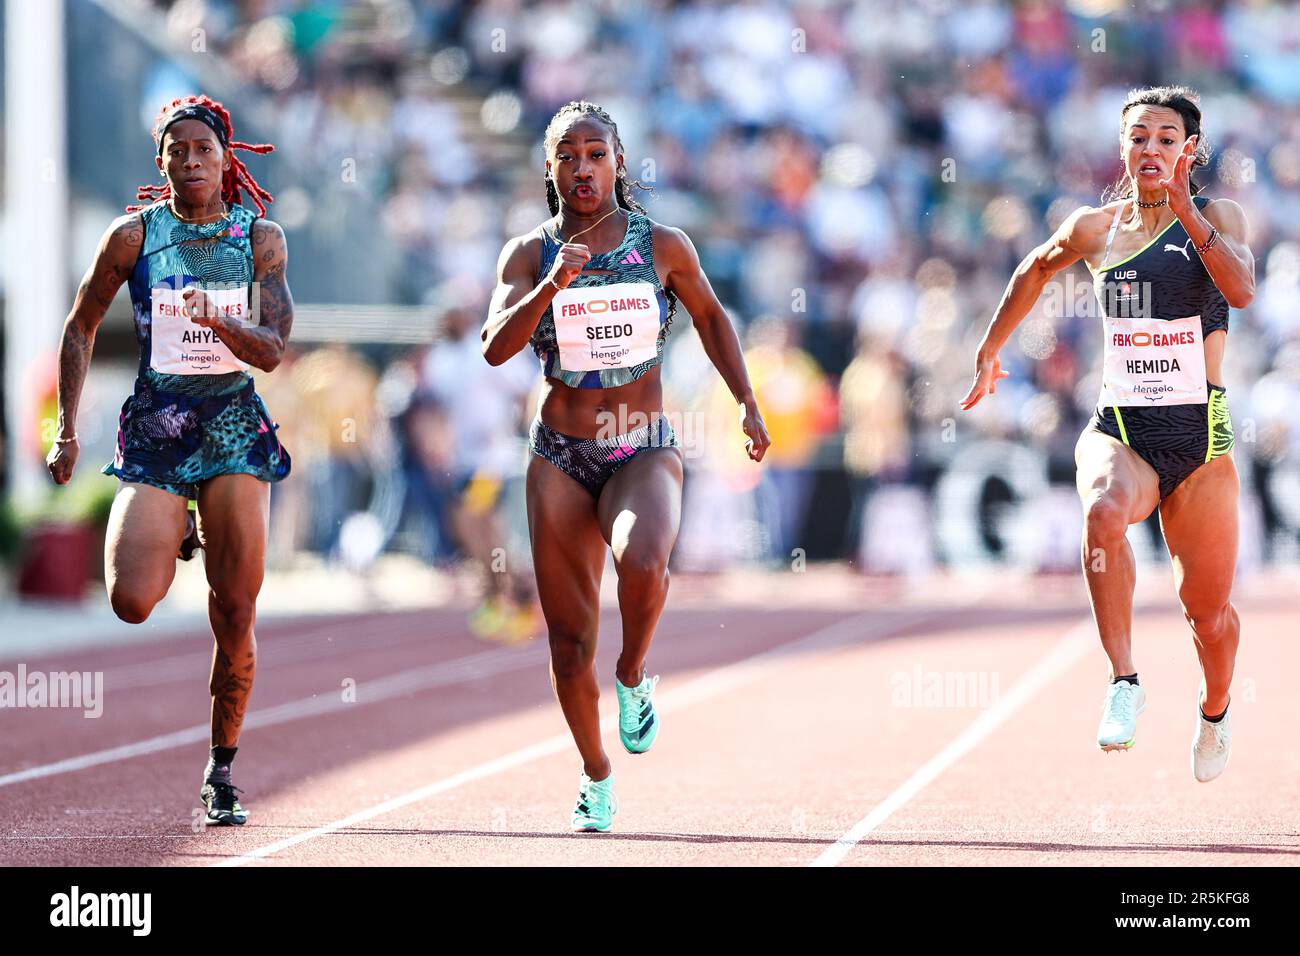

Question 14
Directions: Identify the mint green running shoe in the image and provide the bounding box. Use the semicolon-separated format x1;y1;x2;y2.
571;771;617;832
616;672;660;754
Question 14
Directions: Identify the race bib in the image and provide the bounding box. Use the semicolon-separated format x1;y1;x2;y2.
552;281;660;372
150;282;252;375
1100;314;1207;406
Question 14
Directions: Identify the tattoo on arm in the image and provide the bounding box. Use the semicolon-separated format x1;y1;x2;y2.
56;215;140;436
209;221;294;371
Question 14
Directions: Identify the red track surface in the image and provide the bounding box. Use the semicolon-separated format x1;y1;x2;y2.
2;570;1298;866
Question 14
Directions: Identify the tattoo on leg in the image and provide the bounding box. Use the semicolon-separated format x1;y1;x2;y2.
210;644;256;747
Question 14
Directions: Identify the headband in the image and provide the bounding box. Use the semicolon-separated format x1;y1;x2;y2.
156;104;229;155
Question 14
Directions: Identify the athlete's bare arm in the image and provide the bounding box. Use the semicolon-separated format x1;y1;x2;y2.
961;205;1111;411
185;219;293;372
1160;138;1255;309
653;222;770;461
47;213;144;484
1191;198;1255;309
482;231;589;365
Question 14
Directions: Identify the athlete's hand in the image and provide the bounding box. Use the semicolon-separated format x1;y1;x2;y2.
960;353;1010;410
740;402;771;462
46;437;79;485
1159;135;1198;217
546;243;591;291
181;288;223;329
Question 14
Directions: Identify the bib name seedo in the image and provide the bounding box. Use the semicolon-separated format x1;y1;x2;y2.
1101;314;1207;407
151;280;253;375
552;281;660;372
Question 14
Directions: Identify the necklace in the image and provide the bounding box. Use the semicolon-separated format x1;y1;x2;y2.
1135;197;1167;209
557;206;624;243
169;199;230;224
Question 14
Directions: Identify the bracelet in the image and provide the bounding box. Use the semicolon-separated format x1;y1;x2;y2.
548;276;562;291
54;435;78;445
1195;228;1219;256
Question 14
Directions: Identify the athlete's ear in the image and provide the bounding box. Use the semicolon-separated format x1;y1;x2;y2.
155;155;164;176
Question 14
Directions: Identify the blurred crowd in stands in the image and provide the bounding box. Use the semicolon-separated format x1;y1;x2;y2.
148;0;1300;569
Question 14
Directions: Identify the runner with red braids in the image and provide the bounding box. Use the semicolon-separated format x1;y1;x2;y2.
46;95;294;825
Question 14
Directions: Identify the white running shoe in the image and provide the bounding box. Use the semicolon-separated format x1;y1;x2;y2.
1191;703;1232;783
1097;680;1146;751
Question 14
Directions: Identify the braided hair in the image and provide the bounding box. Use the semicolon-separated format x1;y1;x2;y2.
129;95;275;216
542;101;652;216
1102;85;1210;204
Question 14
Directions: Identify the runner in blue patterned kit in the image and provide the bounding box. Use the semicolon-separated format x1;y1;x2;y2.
482;101;771;830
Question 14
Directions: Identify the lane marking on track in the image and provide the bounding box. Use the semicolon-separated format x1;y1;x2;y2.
105;614;442;690
810;617;1095;867
215;604;983;867
0;644;546;788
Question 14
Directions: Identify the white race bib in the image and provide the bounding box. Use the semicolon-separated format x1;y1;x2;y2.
150;283;252;375
552;281;660;373
1100;314;1207;407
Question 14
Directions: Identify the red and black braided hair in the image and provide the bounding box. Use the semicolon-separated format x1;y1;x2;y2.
129;94;275;216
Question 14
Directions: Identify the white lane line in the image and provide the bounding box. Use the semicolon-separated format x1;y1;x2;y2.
809;617;1095;867
215;604;976;867
0;644;545;788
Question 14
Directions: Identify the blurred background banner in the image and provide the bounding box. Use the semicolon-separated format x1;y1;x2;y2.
4;0;1300;602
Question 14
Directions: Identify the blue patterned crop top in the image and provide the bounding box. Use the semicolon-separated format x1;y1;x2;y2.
530;208;677;389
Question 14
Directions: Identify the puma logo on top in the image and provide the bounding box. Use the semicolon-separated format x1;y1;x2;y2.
1164;238;1192;262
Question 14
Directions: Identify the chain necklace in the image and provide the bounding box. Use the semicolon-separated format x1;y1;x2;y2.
556;205;624;243
1135;197;1167;209
169;198;230;224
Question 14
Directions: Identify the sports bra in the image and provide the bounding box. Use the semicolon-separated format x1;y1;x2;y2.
530;208;676;389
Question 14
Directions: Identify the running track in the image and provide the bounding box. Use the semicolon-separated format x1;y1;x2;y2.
2;568;1298;866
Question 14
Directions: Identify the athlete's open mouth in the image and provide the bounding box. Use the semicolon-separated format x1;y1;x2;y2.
1138;164;1161;175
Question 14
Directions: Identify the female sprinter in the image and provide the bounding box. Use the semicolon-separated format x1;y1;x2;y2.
46;95;293;823
483;101;770;831
961;87;1254;781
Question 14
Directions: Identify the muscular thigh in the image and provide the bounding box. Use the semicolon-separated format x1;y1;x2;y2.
105;482;189;599
1159;453;1239;614
1075;428;1159;524
197;474;270;597
597;447;684;566
526;455;606;637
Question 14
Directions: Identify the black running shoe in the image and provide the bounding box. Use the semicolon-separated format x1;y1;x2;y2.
200;782;248;826
178;511;201;562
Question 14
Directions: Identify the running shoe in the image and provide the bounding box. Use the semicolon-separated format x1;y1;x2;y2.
178;510;201;562
469;595;508;641
1191;701;1232;783
1097;680;1146;751
616;671;660;754
200;781;249;826
571;771;616;832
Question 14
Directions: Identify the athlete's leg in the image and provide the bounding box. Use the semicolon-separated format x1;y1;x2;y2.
196;474;269;748
597;447;684;687
104;482;189;623
1158;454;1240;715
526;455;610;779
1075;429;1160;676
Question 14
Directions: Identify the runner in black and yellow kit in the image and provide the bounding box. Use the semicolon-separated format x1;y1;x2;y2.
962;86;1255;781
483;101;770;831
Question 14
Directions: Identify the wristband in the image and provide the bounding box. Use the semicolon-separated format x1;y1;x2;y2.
1195;228;1219;256
548;277;562;291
